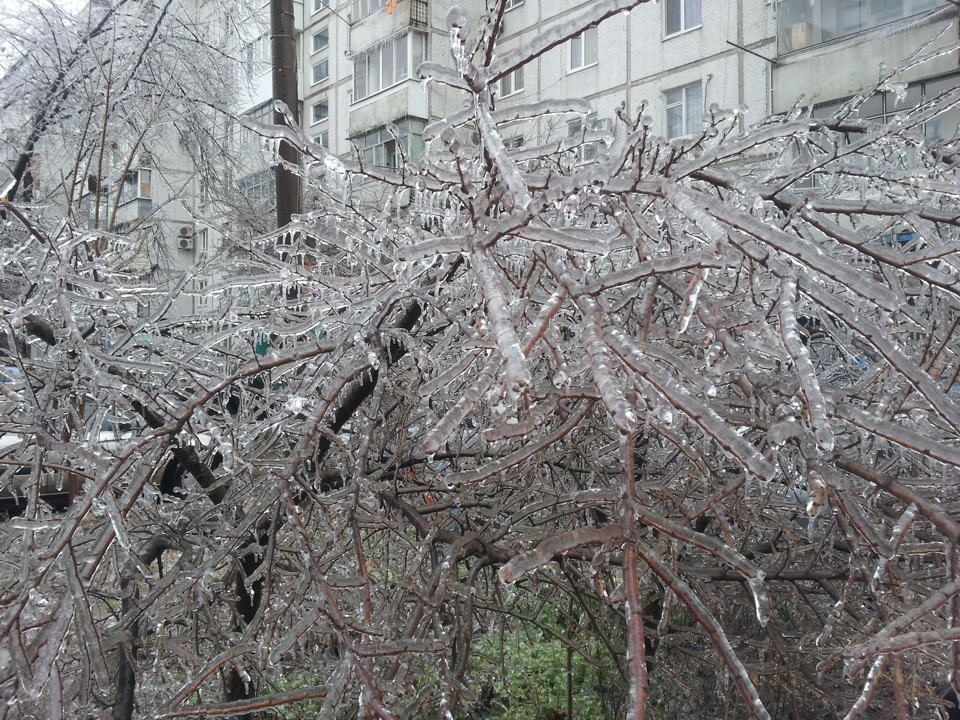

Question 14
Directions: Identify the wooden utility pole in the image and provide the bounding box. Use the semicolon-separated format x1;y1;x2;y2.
271;0;301;228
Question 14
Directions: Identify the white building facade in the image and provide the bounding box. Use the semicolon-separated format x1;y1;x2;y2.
222;0;960;244
26;0;953;316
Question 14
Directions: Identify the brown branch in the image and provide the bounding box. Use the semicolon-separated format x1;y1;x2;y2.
113;533;179;720
157;685;329;718
498;525;624;584
634;537;771;720
834;458;960;544
623;542;648;720
380;491;512;564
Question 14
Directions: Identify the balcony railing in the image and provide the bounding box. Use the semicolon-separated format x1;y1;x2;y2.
410;0;427;28
777;0;949;54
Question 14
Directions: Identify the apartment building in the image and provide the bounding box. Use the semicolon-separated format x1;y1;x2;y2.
0;0;232;317
488;0;775;148
12;1;954;316
236;0;957;197
236;0;776;183
235;0;487;200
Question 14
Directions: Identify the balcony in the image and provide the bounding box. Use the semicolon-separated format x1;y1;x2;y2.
348;80;429;136
113;168;153;225
350;0;426;55
777;0;950;53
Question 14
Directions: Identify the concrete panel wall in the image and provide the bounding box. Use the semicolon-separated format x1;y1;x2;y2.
772;10;960;111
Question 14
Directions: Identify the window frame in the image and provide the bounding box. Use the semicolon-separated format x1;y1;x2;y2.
566;112;601;163
238;169;275;203
498;66;524;98
353;118;426;169
663;0;702;38
195;278;210;313
311;27;329;54
243;34;270;79
810;73;960;142
352;0;386;21
664;81;703;139
312;58;329;85
569;26;598;72
352;31;424;102
504;0;523;9
311;99;329;125
118;168;152;205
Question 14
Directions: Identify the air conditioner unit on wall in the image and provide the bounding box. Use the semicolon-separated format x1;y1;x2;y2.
177;225;195;250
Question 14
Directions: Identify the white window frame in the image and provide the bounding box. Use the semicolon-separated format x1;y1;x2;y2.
312;100;329;125
569;26;598;72
352;31;425;102
567;112;602;163
118;168;151;205
312;59;329;85
352;0;386;21
354;119;426;169
314;130;329;148
312;0;328;13
247;101;272;125
244;34;270;79
663;0;701;38
664;82;703;139
195;278;210;314
504;0;524;9
311;27;329;54
498;66;524;98
239;169;274;203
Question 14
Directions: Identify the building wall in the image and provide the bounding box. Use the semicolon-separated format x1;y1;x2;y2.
771;2;959;113
490;0;774;150
34;0;951;316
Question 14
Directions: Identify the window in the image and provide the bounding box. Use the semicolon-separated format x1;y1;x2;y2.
569;27;598;71
504;0;523;8
195;278;210;313
665;82;702;139
922;74;960;141
498;66;524;98
247;101;272;126
567;113;603;162
241;101;273;146
811;73;960;142
314;131;329;148
118;169;151;205
313;0;328;12
239;169;274;202
776;0;948;53
312;59;329;84
353;31;425;101
352;0;387;20
354;118;426;168
312;27;329;53
243;34;270;79
664;0;701;36
312;100;329;124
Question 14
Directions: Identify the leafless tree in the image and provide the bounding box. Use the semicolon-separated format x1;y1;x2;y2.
2;1;960;719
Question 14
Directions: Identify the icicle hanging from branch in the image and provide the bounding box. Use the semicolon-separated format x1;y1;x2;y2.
778;276;835;454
